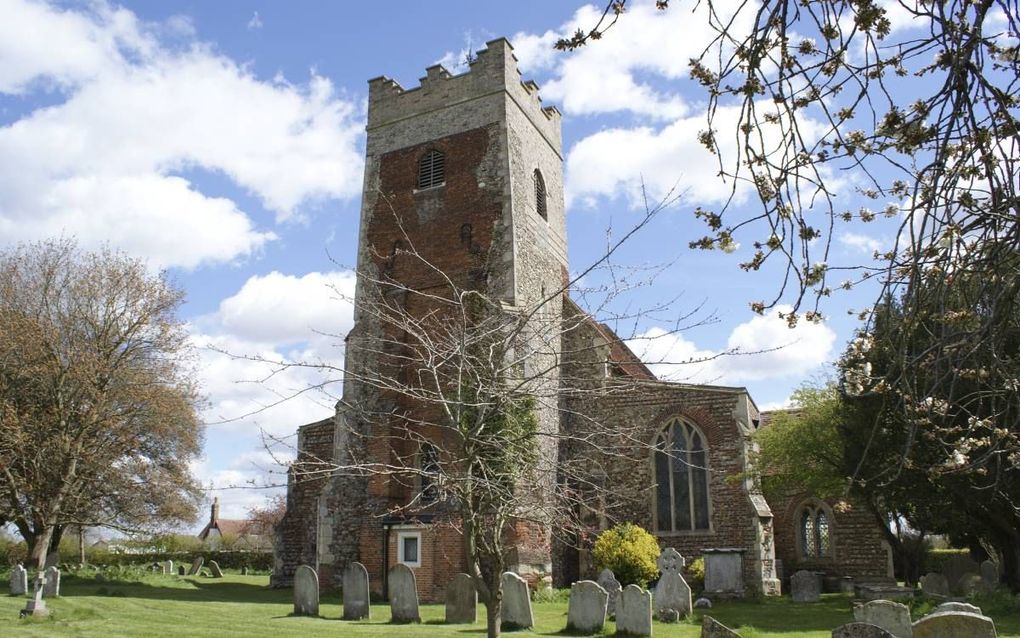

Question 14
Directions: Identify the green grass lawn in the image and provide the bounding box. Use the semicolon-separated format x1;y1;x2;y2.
3;572;1020;637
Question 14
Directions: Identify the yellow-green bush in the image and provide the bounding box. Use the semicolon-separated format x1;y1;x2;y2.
592;523;660;587
685;557;705;593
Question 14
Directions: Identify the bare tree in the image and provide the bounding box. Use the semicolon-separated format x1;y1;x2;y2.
0;239;203;566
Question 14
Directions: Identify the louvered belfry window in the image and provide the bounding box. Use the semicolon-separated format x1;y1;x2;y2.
534;169;547;219
417;149;445;189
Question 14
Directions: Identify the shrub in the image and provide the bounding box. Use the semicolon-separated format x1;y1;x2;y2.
592;523;660;587
684;557;705;594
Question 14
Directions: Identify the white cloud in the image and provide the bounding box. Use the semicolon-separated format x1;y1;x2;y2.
839;231;884;254
628;305;836;384
0;0;364;269
246;11;263;31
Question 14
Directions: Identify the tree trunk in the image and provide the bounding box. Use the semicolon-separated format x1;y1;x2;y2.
78;527;86;565
484;584;503;638
27;524;55;568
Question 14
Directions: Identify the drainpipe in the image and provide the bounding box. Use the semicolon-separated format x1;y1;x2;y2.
382;522;391;601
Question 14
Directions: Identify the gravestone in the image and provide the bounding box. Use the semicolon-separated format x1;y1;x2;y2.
654;547;692;619
208;560;223;578
980;560;999;588
912;611;997;638
702;615;742;637
616;584;652;637
188;556;204;576
956;572;985;595
177;565;186;576
241;566;249;576
934;601;982;615
43;566;60;597
342;561;371;620
597;568;621;617
566;580;608;634
9;564;27;596
704;548;745;597
44;551;60;569
852;600;912;638
19;574;48;618
293;564;319;617
445;573;476;624
941;554;979;592
919;572;949;597
790;570;822;602
500;571;533;629
388;563;420;623
695;597;713;609
832;623;896;638
165;560;174;575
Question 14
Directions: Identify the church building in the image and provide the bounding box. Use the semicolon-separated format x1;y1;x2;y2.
271;38;892;601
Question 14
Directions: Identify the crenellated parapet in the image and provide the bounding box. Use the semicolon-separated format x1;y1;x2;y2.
367;38;561;154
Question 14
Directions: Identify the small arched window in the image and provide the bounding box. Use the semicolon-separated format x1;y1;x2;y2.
533;169;547;220
653;419;710;532
418;443;440;505
798;501;833;559
417;149;445;189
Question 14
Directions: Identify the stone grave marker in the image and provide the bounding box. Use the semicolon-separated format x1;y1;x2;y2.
956;572;985;596
343;561;371;620
9;564;27;596
188;556;204;576
702;615;742;637
44;551;60;569
912;611;996;638
791;570;822;602
19;574;48;619
445;573;476;624
980;560;999;589
832;623;896;638
208;560;224;578
934;601;982;615
165;560;174;575
177;565;186;576
941;554;979;592
616;584;652;637
566;580;608;634
919;572;949;597
293;565;319;616
42;566;60;597
654;547;692;619
695;597;713;608
241;566;249;576
852;600;911;638
388;563;420;623
596;568;621;617
500;571;533;629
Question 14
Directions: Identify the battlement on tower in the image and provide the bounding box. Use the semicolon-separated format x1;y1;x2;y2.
367;38;561;153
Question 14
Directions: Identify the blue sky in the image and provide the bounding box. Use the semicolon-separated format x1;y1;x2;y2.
0;0;909;526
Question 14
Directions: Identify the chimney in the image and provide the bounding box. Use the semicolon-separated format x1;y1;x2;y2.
211;497;220;523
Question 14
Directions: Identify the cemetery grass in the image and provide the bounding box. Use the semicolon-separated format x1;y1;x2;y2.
3;573;1020;637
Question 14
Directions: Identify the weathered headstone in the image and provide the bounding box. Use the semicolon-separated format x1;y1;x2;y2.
44;551;60;569
956;572;985;596
912;611;997;638
293;564;319;617
164;560;174;575
241;566;248;575
919;572;949;597
343;561;371;620
42;566;60;597
566;580;608;634
704;549;745;597
500;571;533;629
177;565;186;576
9;564;28;596
616;584;652;637
791;570;822;602
654;547;692;619
941;554;980;592
695;596;713;609
933;601;982;615
208;560;223;578
445;573;476;624
980;560;999;588
388;563;420;623
852;600;912;638
831;623;896;638
597;568;621;617
702;615;742;637
19;574;48;618
188;556;204;576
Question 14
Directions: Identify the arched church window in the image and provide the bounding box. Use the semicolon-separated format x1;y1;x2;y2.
417;149;445;189
534;169;547;220
797;501;833;559
418;442;441;505
653;418;711;532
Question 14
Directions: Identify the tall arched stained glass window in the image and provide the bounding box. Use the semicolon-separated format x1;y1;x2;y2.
653;419;711;532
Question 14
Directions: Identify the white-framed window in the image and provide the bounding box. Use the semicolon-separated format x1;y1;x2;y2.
397;531;422;567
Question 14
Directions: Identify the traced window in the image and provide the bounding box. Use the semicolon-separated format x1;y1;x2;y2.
653;419;711;532
417;149;445;189
397;531;421;567
418;443;440;505
534;169;547;220
798;501;833;559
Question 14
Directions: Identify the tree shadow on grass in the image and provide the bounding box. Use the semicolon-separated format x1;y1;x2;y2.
60;575;296;605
